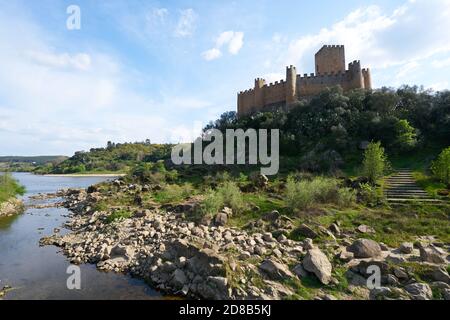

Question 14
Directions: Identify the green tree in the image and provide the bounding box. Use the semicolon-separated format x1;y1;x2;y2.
394;119;417;151
362;142;388;184
431;147;450;187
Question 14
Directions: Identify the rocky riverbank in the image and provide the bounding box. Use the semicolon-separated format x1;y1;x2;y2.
0;198;24;218
40;184;450;300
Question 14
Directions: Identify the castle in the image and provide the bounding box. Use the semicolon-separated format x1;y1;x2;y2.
237;45;372;117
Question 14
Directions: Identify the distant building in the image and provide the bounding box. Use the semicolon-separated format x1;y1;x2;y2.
237;45;372;117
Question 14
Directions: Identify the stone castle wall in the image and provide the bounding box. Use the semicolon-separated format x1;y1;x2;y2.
237;45;372;117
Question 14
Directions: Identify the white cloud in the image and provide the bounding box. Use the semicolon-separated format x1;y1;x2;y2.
202;48;222;61
432;57;450;68
174;8;197;37
272;0;450;86
26;51;91;71
202;30;244;61
228;32;244;55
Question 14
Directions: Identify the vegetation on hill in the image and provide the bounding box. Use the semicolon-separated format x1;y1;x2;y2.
0;173;25;204
0;156;67;172
205;85;449;173
34;141;173;174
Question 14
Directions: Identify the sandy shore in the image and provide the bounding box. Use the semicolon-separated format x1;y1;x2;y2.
43;173;126;177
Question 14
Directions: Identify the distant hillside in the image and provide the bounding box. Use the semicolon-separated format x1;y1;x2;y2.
34;142;173;174
0;156;68;165
0;155;68;172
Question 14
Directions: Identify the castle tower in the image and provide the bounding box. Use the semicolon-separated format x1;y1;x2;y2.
254;78;266;110
362;68;372;89
348;60;364;89
286;65;297;105
315;45;345;75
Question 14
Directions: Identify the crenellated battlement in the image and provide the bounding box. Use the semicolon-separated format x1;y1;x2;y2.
237;45;372;117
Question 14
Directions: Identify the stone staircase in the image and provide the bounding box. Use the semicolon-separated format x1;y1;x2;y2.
385;169;442;205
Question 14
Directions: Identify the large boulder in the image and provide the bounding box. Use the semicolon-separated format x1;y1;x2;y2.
214;212;228;226
294;224;318;239
259;259;294;280
302;248;333;285
348;239;381;258
419;245;446;264
170;269;188;289
404;283;433;300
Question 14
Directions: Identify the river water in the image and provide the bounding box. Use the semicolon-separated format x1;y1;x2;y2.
0;172;161;300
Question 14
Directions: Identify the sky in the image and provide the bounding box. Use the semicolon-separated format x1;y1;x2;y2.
1;0;450;156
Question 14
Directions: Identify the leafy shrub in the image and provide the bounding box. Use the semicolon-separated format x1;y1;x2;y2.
285;176;355;210
216;181;246;213
131;161;177;184
359;182;386;207
199;188;224;217
362;142;389;184
198;181;245;217
394;119;417;151
337;187;357;207
154;183;194;204
0;173;25;203
431;147;450;187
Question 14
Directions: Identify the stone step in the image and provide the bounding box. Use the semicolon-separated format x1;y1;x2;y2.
386;192;430;196
386;188;428;194
387;198;443;203
386;190;428;196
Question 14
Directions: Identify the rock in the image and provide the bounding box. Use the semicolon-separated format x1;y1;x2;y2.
303;238;314;250
393;268;409;280
110;244;134;260
379;243;389;251
249;172;269;189
214;212;228;226
259;259;294;280
302;248;332;285
348;239;381;258
384;274;399;286
431;267;450;284
295;224;318;239
430;282;450;290
369;287;409;300
262;210;280;222
292;264;308;279
337;248;354;262
404;283;433;300
399;242;414;254
171;269;188;289
419;246;446;264
444;289;450;300
356;225;375;234
316;293;337;300
329;223;340;235
254;246;266;256
262;232;275;242
355;260;389;277
263;280;294;299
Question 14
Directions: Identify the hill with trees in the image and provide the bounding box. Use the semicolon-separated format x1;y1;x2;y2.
34;141;173;174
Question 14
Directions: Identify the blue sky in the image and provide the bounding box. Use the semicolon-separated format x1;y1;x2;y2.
1;0;450;156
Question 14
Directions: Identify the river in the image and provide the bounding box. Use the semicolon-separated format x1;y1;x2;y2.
0;172;161;300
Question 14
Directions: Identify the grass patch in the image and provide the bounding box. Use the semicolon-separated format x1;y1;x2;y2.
285;176;356;211
153;183;194;204
106;209;133;223
414;172;449;199
314;205;450;246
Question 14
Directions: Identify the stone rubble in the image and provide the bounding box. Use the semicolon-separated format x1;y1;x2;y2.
37;186;450;300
